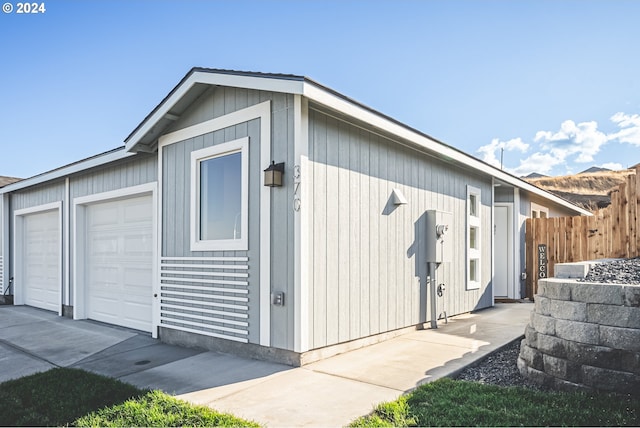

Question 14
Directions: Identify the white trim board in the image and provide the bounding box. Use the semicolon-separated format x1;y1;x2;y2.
158;100;272;347
293;95;310;352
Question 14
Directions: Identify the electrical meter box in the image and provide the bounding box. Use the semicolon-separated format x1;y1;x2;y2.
426;210;453;263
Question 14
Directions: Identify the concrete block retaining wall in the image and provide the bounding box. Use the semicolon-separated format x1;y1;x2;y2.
518;278;640;394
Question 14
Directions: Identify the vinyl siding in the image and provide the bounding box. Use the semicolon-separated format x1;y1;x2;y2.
495;186;515;203
307;108;493;350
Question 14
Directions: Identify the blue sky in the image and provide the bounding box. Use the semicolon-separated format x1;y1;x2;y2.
1;0;639;179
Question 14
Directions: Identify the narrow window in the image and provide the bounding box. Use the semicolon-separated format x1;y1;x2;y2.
191;137;249;251
467;185;481;290
469;259;478;282
469;226;479;250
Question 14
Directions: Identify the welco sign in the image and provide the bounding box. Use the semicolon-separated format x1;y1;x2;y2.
538;244;548;279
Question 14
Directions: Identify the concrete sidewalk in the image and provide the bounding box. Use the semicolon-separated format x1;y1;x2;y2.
0;303;531;427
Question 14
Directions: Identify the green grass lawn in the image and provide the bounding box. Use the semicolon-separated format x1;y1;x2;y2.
350;378;640;427
0;368;259;427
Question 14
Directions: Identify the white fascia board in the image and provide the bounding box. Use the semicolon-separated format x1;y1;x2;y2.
192;71;305;95
301;82;592;217
125;71;304;153
0;149;135;195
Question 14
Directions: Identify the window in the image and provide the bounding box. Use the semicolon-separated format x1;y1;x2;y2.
469;193;478;217
469;259;479;282
531;202;549;219
469;226;479;250
467;185;481;290
190;137;249;251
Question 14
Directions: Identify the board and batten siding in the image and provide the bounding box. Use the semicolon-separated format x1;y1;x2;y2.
68;153;158;304
307;108;493;350
7;154;158;308
0;195;4;293
160;87;296;349
70;154;157;199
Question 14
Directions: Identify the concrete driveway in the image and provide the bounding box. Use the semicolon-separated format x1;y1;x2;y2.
0;303;531;427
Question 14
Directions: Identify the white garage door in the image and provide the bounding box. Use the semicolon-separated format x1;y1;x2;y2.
84;195;153;332
21;209;61;312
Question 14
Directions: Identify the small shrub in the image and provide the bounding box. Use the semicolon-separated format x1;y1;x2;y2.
74;390;260;427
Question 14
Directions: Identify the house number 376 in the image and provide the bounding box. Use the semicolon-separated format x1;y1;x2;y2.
293;165;301;212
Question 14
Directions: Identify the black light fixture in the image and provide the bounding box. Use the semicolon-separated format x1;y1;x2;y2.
264;161;285;187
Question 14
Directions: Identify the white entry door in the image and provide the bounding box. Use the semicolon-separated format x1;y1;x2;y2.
20;208;61;312
84;195;153;332
494;205;512;298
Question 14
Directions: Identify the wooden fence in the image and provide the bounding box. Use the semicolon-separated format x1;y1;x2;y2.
525;166;640;298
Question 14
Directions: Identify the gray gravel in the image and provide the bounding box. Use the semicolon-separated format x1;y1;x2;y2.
455;339;547;391
580;257;640;284
456;258;640;390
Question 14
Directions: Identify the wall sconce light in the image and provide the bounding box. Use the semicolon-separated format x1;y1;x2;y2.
264;161;285;187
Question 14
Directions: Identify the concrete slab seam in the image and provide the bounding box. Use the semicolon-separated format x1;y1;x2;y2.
302;367;405;394
0;338;61;369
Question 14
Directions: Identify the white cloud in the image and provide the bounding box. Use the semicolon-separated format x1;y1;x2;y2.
479;111;638;177
534;120;608;164
507;152;565;177
477;137;529;168
599;162;624;171
608;112;640;146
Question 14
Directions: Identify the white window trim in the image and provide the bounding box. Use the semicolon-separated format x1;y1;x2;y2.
531;202;549;219
467;185;481;290
190;137;249;252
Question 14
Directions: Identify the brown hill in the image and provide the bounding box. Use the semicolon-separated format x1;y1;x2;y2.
525;169;635;211
0;176;21;188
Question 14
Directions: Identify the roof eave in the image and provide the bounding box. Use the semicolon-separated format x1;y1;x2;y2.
124;68;590;217
301;81;592;217
125;68;306;153
0;147;134;194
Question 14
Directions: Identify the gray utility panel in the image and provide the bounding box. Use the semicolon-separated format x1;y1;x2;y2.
425;210;453;263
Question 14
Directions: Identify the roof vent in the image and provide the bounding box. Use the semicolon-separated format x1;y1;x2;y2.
391;188;408;205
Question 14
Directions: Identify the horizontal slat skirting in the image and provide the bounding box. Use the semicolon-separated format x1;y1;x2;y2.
161;270;248;278
161;277;248;287
161;256;249;262
160;301;248;319
159;255;250;344
161;263;249;270
160;320;249;343
160;306;249;327
161;314;248;335
159;282;248;294
160;289;247;302
160;292;249;311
